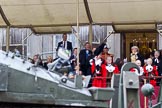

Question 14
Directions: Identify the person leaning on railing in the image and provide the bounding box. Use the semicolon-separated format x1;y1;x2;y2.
43;56;53;70
69;48;77;71
31;54;43;66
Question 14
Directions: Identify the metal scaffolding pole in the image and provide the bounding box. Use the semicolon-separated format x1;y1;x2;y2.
6;26;10;52
22;31;33;59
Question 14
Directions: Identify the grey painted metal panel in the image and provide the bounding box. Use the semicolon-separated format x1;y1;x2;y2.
0;64;8;91
123;71;140;108
54;99;109;108
118;63;140;108
156;80;162;108
0;92;55;104
126;89;140;108
74;75;83;89
123;72;139;89
89;87;114;101
111;74;120;108
0;64;110;107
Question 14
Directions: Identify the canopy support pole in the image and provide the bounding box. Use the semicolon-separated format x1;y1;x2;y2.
6;26;10;52
89;24;93;47
76;0;80;71
0;6;11;52
83;0;93;46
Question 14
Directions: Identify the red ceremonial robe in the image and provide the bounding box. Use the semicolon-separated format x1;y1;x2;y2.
143;65;158;87
106;64;120;76
113;64;120;74
106;64;119;87
91;62;107;88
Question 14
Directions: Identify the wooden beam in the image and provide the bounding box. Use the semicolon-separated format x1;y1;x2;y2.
94;22;158;25
89;23;93;45
0;6;10;26
6;26;10;52
115;29;157;33
2;22;158;28
10;23;89;28
83;0;93;23
112;25;117;32
83;0;93;46
0;25;7;28
30;27;37;34
31;27;71;34
33;31;72;35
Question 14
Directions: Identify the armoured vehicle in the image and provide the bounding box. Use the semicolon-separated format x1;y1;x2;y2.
0;49;114;108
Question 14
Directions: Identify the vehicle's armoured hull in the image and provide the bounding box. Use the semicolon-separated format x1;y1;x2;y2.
0;50;114;108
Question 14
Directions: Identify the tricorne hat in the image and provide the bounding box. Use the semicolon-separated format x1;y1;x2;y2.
94;43;106;56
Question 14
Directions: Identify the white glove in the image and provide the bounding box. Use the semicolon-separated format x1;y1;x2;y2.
95;59;102;66
89;59;93;65
134;67;144;76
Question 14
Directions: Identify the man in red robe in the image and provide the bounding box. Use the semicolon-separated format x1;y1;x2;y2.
142;58;158;108
143;58;158;87
105;56;119;87
90;55;107;88
90;43;107;88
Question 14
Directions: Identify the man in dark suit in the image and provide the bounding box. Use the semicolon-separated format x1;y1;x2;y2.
79;42;92;76
56;33;73;52
152;51;162;85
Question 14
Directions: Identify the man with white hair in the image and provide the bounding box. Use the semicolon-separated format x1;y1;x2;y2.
152;51;162;85
130;46;144;66
130;60;144;76
153;51;160;65
135;60;144;76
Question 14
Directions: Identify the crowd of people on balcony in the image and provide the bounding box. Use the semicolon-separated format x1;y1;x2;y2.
30;33;162;88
